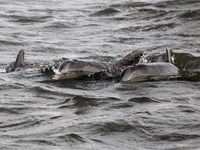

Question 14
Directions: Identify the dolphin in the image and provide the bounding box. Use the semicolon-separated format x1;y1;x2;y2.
120;49;179;83
52;50;143;80
6;50;25;72
52;59;109;80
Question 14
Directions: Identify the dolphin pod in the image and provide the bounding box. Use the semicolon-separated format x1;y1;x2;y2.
120;49;179;83
52;50;143;80
7;49;179;83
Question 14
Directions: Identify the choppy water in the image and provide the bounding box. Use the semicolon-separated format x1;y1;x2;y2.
0;0;200;149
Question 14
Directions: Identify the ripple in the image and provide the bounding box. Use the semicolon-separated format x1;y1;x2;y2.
58;95;110;109
44;22;72;29
117;26;142;33
90;8;120;16
110;102;134;109
179;9;200;20
7;15;52;23
109;37;145;44
155;0;200;8
176;105;199;113
0;117;41;130
16;139;57;146
137;8;170;20
29;86;67;96
111;2;151;9
55;133;87;143
0;107;21;114
0;84;24;91
154;133;200;142
0;39;24;46
142;23;177;31
128;97;159;103
93;121;135;134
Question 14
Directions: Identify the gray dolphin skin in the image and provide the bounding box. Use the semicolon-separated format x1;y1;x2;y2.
14;50;25;69
53;59;109;80
6;50;25;72
53;50;143;80
120;49;179;83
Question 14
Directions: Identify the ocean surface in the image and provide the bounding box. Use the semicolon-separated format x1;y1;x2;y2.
0;0;200;149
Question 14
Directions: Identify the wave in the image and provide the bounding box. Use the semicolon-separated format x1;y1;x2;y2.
128;97;159;103
29;86;67;97
92;121;136;134
0;107;21;114
111;2;151;9
91;120;153;138
0;39;24;46
55;133;87;143
155;0;200;8
116;22;177;34
16;139;56;146
154;133;200;142
6;15;52;23
90;8;120;16
142;23;177;31
179;9;200;20
44;22;75;29
58;95;120;109
0;83;24;91
0;117;41;130
110;102;134;109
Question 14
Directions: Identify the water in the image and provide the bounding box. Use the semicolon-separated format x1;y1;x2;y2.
0;0;200;149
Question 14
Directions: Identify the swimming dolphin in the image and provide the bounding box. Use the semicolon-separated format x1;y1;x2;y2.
120;49;179;83
52;59;109;80
52;50;143;80
6;50;25;72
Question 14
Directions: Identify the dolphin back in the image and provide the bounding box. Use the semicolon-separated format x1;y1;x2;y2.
53;59;110;80
59;60;108;73
120;62;178;83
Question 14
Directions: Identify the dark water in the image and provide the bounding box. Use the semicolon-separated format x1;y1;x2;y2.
0;0;200;149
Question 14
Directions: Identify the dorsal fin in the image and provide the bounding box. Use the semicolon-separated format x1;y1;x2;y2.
14;50;25;69
166;49;173;63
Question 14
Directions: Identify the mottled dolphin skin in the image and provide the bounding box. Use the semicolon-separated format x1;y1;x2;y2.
53;50;143;80
120;49;179;83
6;50;25;72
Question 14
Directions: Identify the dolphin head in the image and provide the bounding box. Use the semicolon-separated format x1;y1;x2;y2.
52;60;107;80
120;63;179;83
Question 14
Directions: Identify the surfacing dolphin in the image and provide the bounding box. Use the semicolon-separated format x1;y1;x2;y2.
6;50;25;72
53;50;143;80
120;49;179;83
